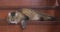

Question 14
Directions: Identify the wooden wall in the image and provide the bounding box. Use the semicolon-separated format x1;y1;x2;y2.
0;0;56;18
0;0;55;7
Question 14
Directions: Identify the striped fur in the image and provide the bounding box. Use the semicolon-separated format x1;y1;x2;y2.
22;8;40;20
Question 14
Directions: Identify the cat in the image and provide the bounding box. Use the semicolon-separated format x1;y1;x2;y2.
7;8;56;24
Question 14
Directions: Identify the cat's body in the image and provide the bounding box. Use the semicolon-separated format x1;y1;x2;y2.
22;8;40;20
21;8;56;21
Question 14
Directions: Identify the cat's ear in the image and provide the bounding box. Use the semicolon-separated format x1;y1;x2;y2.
15;13;18;16
8;12;11;16
8;11;13;16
